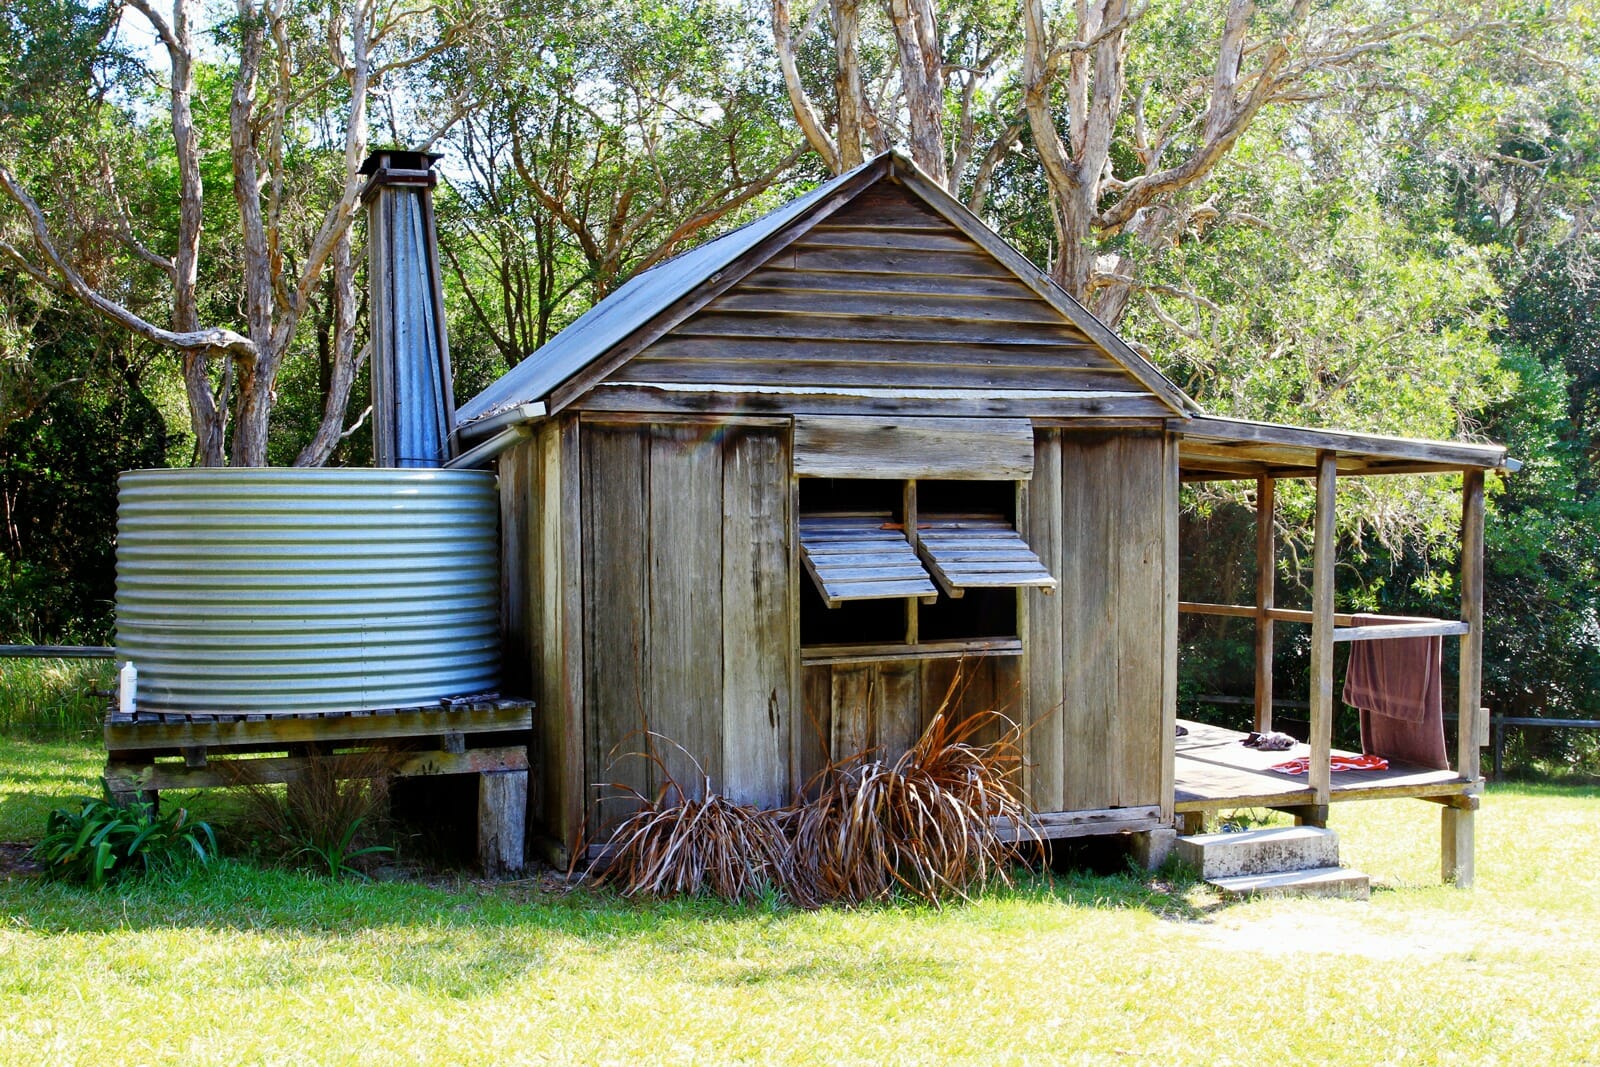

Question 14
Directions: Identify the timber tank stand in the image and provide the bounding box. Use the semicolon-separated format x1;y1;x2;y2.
103;697;535;877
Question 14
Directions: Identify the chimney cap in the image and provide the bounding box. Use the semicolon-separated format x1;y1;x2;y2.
358;149;443;176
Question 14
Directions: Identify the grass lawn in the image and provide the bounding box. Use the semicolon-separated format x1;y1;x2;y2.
1;735;1596;1066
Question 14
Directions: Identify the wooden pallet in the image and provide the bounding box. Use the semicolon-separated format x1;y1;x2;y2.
102;696;537;877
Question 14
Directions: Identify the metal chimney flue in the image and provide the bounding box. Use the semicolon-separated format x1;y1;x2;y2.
360;149;455;467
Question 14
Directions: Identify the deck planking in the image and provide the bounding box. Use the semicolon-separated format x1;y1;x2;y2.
1174;719;1473;811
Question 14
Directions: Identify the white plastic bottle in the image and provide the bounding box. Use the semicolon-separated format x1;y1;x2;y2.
118;661;137;716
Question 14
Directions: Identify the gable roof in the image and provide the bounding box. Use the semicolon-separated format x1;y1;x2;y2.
457;152;1198;429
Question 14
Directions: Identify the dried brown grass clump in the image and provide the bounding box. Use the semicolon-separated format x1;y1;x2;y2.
590;701;1035;908
586;737;806;904
793;708;1035;906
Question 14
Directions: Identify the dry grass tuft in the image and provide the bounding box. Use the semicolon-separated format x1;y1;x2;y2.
220;747;401;876
591;688;1035;908
793;707;1035;906
586;735;805;904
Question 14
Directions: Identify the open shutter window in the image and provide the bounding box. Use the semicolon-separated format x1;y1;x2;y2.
799;515;939;608
915;518;1057;597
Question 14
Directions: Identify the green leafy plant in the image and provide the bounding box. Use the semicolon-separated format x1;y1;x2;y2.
222;749;398;879
32;797;216;888
295;813;394;879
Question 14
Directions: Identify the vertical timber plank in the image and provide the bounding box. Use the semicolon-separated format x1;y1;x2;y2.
722;427;793;809
877;660;922;759
920;656;960;736
1114;433;1164;809
1447;469;1485;887
498;440;530;698
478;770;528;877
1026;428;1065;811
648;424;724;795
530;422;574;852
581;424;651;832
799;664;833;791
1160;431;1180;823
1061;433;1115;812
1308;450;1337;815
528;427;556;841
1458;470;1485;784
1442;805;1475;887
557;416;586;854
1254;475;1276;734
830;663;875;759
789;454;804;795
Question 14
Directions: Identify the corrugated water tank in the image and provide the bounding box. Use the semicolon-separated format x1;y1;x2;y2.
115;468;501;715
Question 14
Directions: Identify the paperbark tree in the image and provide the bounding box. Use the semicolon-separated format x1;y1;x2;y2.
1021;0;1515;322
0;0;478;466
771;0;1017;200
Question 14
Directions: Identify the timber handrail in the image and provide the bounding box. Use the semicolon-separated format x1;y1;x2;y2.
1180;601;1468;640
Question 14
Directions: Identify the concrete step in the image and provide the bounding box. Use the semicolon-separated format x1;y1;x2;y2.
1209;866;1371;900
1175;826;1340;878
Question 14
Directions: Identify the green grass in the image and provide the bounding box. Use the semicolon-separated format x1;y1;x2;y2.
0;657;114;737
1;734;1596;1065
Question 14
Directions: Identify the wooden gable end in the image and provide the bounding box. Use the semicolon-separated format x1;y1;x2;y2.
592;181;1169;414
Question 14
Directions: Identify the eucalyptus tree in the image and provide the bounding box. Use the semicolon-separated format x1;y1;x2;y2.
0;0;486;466
438;0;807;372
772;0;1021;209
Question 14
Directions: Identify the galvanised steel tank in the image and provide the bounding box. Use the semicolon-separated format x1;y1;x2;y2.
115;468;500;715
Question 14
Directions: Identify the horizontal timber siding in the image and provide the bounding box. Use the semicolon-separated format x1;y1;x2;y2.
604;183;1159;404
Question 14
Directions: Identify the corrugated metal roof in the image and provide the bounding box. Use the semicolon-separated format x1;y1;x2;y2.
456;158;886;427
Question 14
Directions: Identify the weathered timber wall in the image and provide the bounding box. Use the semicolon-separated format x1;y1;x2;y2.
1025;429;1177;814
504;416;1179;852
798;655;1023;787
578;418;796;837
500;419;585;852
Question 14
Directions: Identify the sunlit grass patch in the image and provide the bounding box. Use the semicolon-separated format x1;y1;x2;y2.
0;718;1595;1064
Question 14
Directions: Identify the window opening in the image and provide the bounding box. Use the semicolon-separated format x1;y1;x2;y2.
799;477;1050;653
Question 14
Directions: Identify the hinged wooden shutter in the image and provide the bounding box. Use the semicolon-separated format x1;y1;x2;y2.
915;518;1057;597
798;516;938;607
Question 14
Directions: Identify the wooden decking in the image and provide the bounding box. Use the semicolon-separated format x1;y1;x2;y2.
1174;719;1476;813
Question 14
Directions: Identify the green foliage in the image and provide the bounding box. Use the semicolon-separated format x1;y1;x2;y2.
223;750;398;879
0;657;112;738
32;797;215;888
0;286;171;642
294;813;394;880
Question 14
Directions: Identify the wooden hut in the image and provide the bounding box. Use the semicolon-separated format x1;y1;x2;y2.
454;152;1513;881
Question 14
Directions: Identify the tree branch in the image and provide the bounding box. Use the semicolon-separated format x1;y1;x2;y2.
0;167;256;357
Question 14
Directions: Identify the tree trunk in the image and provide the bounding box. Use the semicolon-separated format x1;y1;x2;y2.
832;0;864;170
885;0;946;186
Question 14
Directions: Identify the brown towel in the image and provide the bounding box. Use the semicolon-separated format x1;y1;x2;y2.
1342;614;1450;770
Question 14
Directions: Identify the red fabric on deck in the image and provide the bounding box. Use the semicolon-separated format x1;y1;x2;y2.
1269;753;1390;776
